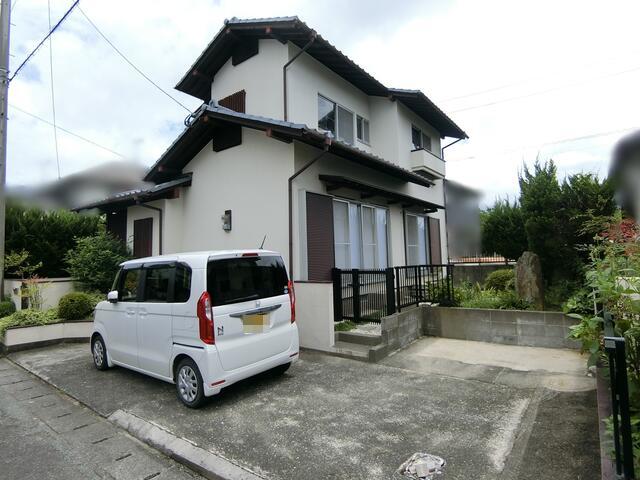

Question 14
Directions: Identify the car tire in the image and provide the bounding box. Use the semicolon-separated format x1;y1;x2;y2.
91;335;109;371
272;362;291;376
175;358;206;408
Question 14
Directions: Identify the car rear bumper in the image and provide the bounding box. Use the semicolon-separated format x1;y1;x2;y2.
200;327;299;397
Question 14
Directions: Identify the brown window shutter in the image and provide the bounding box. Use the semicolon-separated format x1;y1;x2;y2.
218;90;246;113
306;192;335;281
428;217;442;264
133;217;153;258
106;209;127;243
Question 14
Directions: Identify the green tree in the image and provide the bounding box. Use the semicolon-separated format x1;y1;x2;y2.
480;199;527;260
518;160;568;283
6;202;102;278
65;232;131;293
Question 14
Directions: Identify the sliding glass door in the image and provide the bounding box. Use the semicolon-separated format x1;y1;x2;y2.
405;213;430;265
333;199;388;269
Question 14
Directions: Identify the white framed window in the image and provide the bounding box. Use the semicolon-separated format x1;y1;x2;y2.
411;124;432;152
356;115;370;144
317;94;355;145
333;199;388;269
405;213;430;265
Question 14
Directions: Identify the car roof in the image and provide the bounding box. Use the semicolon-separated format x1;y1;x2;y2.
120;249;281;269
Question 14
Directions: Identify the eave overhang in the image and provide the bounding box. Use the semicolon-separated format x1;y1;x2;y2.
145;106;434;188
319;174;443;212
73;174;192;212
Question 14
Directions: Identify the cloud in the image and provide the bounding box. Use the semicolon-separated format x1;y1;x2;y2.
6;0;640;202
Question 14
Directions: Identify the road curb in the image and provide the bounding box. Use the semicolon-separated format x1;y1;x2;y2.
7;356;267;480
109;409;267;480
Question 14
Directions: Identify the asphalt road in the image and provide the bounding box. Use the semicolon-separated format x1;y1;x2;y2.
0;357;203;480
9;339;600;480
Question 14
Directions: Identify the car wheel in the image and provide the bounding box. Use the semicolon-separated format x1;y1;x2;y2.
91;335;109;371
176;358;205;408
272;362;291;376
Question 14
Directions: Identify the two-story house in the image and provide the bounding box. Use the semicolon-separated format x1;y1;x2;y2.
77;16;467;352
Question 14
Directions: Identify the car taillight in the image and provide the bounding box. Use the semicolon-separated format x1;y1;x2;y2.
288;280;296;323
197;291;215;344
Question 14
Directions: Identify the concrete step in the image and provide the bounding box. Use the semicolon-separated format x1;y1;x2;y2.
332;341;371;361
331;341;390;363
335;331;382;346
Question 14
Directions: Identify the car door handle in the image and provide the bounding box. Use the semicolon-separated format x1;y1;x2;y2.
125;308;137;316
138;309;148;317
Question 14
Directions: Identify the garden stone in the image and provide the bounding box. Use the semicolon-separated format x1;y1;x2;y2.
515;251;544;309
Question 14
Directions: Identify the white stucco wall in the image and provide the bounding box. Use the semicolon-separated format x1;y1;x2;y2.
295;282;335;351
178;128;294;266
210;39;287;120
4;278;74;311
286;44;373;154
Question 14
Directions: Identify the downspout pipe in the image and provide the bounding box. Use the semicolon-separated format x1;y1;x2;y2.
441;137;464;159
136;202;163;255
283;33;316;121
440;138;463;262
288;134;332;279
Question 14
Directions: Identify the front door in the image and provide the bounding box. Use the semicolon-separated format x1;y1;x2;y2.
133;217;153;258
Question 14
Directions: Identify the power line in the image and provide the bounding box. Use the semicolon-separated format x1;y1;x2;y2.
77;6;191;113
449;126;638;162
450;64;640;113
10;103;127;158
47;0;61;179
10;0;79;81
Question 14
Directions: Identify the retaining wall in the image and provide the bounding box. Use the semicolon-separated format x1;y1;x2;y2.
1;321;92;354
422;306;580;349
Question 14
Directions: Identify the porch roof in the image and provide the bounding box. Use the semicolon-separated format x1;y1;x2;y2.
73;174;192;212
319;174;444;212
145;105;434;188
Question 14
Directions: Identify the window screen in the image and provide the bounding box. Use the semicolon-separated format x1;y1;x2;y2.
207;256;289;307
119;268;140;302
356;116;370;144
422;132;432;152
318;95;336;134
143;265;171;302
174;264;191;303
411;126;422;150
337;106;354;144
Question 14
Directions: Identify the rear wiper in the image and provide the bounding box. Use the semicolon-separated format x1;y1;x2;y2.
228;293;260;303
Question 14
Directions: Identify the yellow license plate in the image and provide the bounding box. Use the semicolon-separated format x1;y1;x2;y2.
242;314;268;334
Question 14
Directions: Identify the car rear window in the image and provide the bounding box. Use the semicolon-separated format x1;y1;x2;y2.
207;256;289;307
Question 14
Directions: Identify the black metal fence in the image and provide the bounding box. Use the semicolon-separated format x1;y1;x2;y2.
604;311;636;478
332;264;454;323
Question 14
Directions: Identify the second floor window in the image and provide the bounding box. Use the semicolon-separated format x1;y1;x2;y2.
411;125;432;152
318;94;354;145
356;115;370;144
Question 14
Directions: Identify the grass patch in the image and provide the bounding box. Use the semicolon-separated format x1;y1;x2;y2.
334;320;357;332
0;308;60;337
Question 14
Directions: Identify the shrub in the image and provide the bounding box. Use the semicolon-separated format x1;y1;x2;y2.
65;232;131;293
455;282;531;310
484;269;515;291
58;292;96;320
0;308;59;337
5;202;102;278
0;300;16;318
334;320;357;332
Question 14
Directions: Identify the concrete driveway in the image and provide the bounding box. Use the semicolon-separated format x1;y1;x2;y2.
9;338;599;480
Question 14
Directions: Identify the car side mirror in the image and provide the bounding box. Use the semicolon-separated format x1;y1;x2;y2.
107;290;118;303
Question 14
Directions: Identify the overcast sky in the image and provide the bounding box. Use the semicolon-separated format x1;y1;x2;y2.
7;0;640;205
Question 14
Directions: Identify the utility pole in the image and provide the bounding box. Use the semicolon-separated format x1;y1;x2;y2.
0;0;10;298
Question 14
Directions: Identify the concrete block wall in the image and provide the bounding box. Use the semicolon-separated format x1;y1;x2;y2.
380;307;424;357
423;306;580;349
